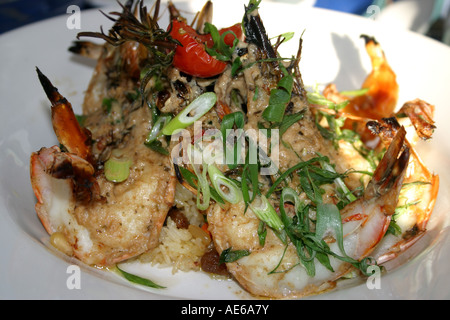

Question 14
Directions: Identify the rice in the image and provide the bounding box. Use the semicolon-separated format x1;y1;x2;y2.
173;182;205;227
139;183;211;273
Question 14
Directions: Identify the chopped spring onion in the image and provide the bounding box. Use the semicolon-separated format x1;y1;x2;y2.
177;165;225;205
262;73;294;123
104;157;132;183
145;115;172;144
204;22;239;62
315;203;346;258
265;156;328;198
195;164;211;211
277;187;321;275
220;111;245;167
276;189;375;276
306;91;336;108
320;160;357;203
208;164;242;204
162;92;217;135
279;187;304;217
250;195;284;232
339;88;369;97
270;31;295;42
187;145;211;210
307;91;348;111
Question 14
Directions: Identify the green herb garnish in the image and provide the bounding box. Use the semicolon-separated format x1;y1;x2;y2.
102;97;117;114
116;265;165;289
104;157;132;183
177;166;224;205
208;164;242;204
221;111;245;169
204;22;239;62
219;247;251;264
250;195;284;234
262;71;294;123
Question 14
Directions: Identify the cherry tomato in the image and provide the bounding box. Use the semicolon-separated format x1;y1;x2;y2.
203;23;244;48
168;20;243;78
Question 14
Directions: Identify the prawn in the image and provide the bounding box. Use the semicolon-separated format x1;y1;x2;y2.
314;32;439;265
30;1;177;266
31;69;176;266
323;35;399;146
320;37;439;264
204;3;424;299
366;111;439;264
208;127;410;298
203;3;366;298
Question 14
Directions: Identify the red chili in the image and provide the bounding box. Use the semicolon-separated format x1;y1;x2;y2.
168;20;243;78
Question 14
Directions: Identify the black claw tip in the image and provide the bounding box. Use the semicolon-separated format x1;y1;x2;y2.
360;34;378;45
36;67;61;105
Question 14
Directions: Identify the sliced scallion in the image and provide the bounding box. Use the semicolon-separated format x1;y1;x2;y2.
145;115;172;144
262;76;293;123
162;92;217;135
320;160;357;203
104;157;132;183
306;91;336;108
307;91;349;111
196;165;211;211
265;156;328;198
250;195;284;232
339;88;369;97
177;165;225;205
208;164;242;204
204;22;239;62
315;203;346;258
280;187;304;216
187;145;211;210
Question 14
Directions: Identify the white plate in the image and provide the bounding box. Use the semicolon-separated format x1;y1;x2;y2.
1;0;449;300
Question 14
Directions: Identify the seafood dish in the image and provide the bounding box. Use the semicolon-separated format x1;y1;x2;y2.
30;0;440;299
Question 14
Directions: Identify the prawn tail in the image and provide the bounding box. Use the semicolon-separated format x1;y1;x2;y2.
364;127;410;215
